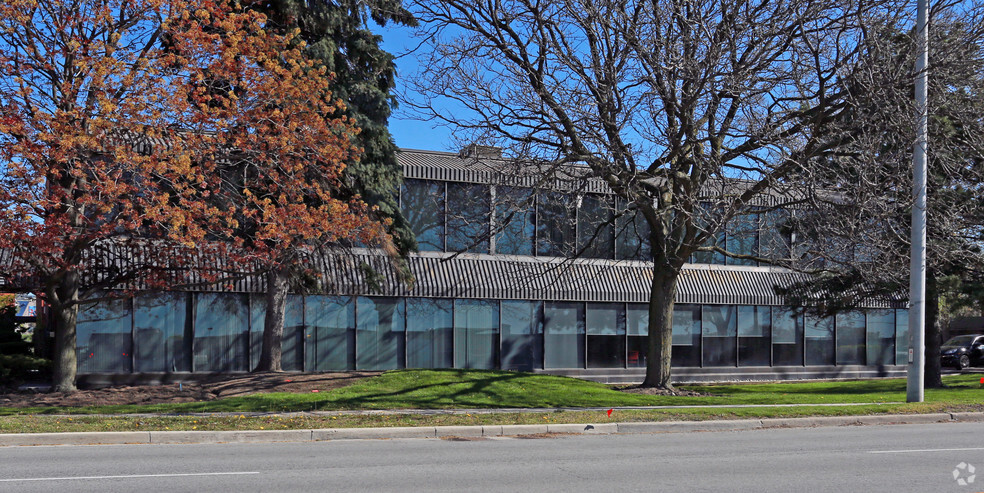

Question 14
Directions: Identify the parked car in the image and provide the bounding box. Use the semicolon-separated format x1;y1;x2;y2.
940;334;984;369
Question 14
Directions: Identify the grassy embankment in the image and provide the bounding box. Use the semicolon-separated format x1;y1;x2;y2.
1;370;982;433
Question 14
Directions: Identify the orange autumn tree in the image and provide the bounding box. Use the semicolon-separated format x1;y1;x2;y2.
0;0;384;391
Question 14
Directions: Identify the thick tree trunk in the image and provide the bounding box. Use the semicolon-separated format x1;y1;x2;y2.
924;278;943;388
254;265;289;372
642;271;679;389
50;271;80;393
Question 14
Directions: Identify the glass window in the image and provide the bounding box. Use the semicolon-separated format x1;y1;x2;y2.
760;209;792;261
672;304;701;367
401;179;445;251
896;309;910;365
544;302;584;368
626;304;649;368
805;314;835;365
616;200;652;261
280;296;305;371
447;183;491;253
306;296;355;371
134;292;190;372
356;297;405;370
738;305;771;366
577;194;615;259
702;305;737;367
536;191;575;257
726;213;759;266
406;298;453;368
586;303;625;368
836;311;866;365
501;300;543;371
494;187;535;256
866;309;896;366
77;297;132;373
692;205;725;264
772;307;804;366
194;293;249;372
454;299;499;369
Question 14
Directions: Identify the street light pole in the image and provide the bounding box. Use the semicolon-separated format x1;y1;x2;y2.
907;0;929;403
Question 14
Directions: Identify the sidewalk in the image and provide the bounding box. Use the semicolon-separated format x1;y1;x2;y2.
2;409;982;447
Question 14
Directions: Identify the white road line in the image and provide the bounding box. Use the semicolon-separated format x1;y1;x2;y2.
868;447;984;454
0;471;260;482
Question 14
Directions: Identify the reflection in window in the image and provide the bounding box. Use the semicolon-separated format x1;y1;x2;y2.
544;302;584;368
501;300;543;371
447;183;490;253
896;309;909;365
626;304;649;368
194;293;249;372
772;307;803;366
702;305;737;367
494;187;535;256
866;309;895;366
805;314;834;365
672;304;701;367
615;201;652;261
401;179;445;251
726;213;759;266
537;192;575;257
692;205;725;264
134;292;190;372
77;297;132;373
454;299;499;369
577;194;615;259
306;296;355;371
407;298;453;369
356;297;405;370
281;295;305;371
738;306;771;366
836;311;866;365
586;303;625;368
760;209;792;261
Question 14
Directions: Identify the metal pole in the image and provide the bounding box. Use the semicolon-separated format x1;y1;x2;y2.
907;0;929;403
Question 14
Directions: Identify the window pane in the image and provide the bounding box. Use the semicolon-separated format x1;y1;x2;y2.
544;302;584;368
447;183;491;253
536;192;575;257
672;304;701;367
896;309;909;365
760;209;792;261
407;298;453;369
501;300;543;371
307;296;355;371
836;311;866;365
866;309;896;366
494;187;535;256
77;297;132;373
738;306;771;366
772;307;804;366
805;314;834;365
134;292;190;372
356;297;405;370
726;213;759;266
702;305;737;367
692;205;725;264
586;303;625;368
577;194;615;259
627;304;648;368
401;179;445;251
281;296;305;371
194;293;249;372
454;299;499;369
616;200;652;261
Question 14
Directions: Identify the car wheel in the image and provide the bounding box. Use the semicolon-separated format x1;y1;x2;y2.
959;354;971;369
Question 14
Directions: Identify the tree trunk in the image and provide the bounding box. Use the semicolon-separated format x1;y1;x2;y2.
642;271;679;389
924;278;943;388
50;271;80;393
254;265;289;372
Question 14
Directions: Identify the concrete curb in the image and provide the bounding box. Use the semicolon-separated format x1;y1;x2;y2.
1;412;980;447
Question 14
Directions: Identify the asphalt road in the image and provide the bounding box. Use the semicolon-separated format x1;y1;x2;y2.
2;422;984;492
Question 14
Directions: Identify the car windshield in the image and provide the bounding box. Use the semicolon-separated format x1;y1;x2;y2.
943;336;979;347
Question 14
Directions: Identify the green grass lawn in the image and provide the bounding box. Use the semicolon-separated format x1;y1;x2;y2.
3;369;984;416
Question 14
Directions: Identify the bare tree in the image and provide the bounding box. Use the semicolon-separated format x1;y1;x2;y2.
405;0;907;388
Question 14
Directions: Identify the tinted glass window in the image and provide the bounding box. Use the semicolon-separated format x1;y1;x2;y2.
577;194;615;259
306;296;355;371
447;183;490;253
134;292;189;372
702;305;737;366
672;304;701;366
194;293;249;372
454;299;499;369
544;302;584;368
537;192;575;257
401;179;445;251
407;298;453;369
836;311;865;365
356;297;405;370
77;297;132;373
494;187;535;256
866;309;895;366
805;314;835;365
726;213;758;266
586;303;625;368
501;300;543;371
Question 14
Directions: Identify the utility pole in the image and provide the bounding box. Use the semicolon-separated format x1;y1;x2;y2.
907;0;929;403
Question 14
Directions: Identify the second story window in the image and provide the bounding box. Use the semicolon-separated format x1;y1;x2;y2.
447;183;491;253
401;179;446;252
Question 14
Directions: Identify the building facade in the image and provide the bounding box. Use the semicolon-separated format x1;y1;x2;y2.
73;148;908;384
